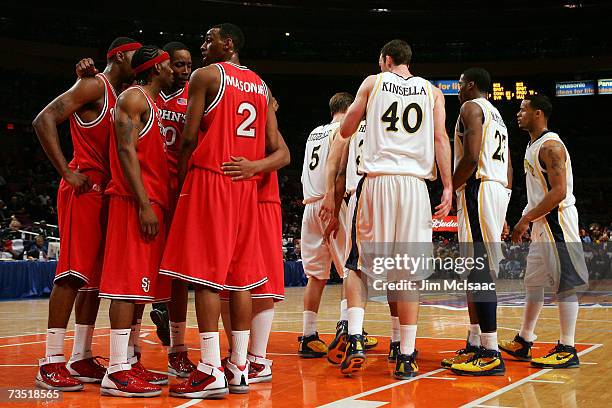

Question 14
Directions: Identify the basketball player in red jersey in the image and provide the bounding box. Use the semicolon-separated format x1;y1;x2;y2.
32;37;141;391
160;23;287;398
75;41;196;376
98;45;174;398
219;96;289;384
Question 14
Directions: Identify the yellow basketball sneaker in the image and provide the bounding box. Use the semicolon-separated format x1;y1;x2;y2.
363;330;378;350
298;333;328;358
441;342;480;368
499;333;533;361
450;348;505;376
531;342;579;369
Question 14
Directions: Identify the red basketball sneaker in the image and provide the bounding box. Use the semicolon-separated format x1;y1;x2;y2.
168;346;196;378
130;356;168;385
224;359;249;394
169;362;229;399
247;354;272;383
36;355;84;391
67;353;106;383
101;363;161;397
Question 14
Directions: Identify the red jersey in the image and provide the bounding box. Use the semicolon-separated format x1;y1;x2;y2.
258;171;281;204
67;73;116;185
156;83;188;182
191;62;269;176
106;86;170;209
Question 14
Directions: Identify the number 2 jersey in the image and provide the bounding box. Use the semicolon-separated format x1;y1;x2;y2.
361;73;436;179
190;62;269;175
454;97;509;188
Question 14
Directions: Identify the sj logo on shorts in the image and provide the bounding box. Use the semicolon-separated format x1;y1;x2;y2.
141;278;150;293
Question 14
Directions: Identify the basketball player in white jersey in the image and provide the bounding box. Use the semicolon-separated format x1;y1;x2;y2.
298;93;355;358
339;39;453;379
319;120;380;363
442;68;512;376
499;94;588;368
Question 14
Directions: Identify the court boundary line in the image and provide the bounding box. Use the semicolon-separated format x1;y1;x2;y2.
460;343;603;408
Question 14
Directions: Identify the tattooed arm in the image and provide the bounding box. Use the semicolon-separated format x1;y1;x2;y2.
32;77;104;193
114;90;159;238
512;140;567;243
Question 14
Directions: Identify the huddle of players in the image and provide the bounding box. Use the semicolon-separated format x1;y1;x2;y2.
299;39;588;379
33;24;291;399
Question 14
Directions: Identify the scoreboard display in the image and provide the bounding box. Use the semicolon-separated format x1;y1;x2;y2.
597;79;612;95
492;81;537;101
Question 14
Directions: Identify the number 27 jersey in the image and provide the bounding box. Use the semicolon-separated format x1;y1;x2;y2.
191;62;269;176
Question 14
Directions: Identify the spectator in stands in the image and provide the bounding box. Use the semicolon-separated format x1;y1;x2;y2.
3;217;22;240
0;199;7;223
26;234;47;260
580;228;592;243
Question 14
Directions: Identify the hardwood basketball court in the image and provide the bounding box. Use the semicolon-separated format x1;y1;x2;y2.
0;284;609;407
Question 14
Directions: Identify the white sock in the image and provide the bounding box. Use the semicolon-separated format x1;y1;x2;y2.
231;330;250;367
170;321;186;349
468;324;481;347
302;311;317;337
391;316;400;342
127;322;138;359
347;307;365;336
200;332;221;368
481;332;499;351
400;324;417;355
340;299;348;321
70;324;94;360
46;328;66;357
250;308;274;358
558;301;579;347
109;328;131;367
519;288;544;342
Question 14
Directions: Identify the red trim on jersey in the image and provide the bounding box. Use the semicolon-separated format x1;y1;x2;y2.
133;52;170;74
106;42;142;58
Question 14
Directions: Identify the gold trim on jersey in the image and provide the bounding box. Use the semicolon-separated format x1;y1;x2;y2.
478;182;489;242
355;179;366;271
475;105;492;179
367;74;383;113
460;189;473;242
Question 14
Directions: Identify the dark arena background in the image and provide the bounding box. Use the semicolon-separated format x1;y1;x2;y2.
0;1;610;407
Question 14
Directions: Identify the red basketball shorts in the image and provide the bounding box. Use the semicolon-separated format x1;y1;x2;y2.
55;178;109;291
99;196;171;303
221;201;284;301
160;168;266;291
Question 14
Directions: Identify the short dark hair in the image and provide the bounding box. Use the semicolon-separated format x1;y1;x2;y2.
163;41;189;59
108;37;138;54
212;23;245;53
525;94;553;119
329;92;354;115
462;67;491;93
380;39;412;66
132;45;162;83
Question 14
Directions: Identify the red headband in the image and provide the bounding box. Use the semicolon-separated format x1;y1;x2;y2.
132;51;170;75
107;42;142;58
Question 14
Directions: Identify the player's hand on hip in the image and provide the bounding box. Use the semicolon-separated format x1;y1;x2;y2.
64;169;91;195
434;188;453;219
75;58;98;78
221;156;258;180
318;193;335;223
139;202;159;239
323;217;340;244
512;217;529;244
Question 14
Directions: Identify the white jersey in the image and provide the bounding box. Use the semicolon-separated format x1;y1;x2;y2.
346;120;366;193
361;72;436;179
454;98;509;188
301;121;340;203
524;131;576;214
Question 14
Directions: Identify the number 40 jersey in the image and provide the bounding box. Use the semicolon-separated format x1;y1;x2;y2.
361;73;437;179
301;121;340;203
454;97;509;188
